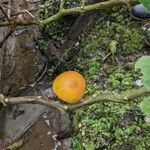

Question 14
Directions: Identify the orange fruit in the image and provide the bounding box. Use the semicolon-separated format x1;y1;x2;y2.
52;71;86;104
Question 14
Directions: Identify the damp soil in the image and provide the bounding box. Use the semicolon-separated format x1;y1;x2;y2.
19;119;55;150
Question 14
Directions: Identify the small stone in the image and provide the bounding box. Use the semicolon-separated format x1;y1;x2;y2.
47;131;51;136
135;79;143;87
44;88;55;99
131;4;150;19
75;42;80;47
144;116;150;123
52;134;58;141
44;119;50;126
43;113;47;119
57;141;61;146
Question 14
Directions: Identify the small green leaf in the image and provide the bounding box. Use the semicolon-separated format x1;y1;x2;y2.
135;56;150;88
139;97;150;115
139;0;150;11
109;40;117;55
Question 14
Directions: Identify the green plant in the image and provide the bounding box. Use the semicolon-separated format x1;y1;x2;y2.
135;56;150;116
139;0;150;11
72;101;150;150
71;5;150;148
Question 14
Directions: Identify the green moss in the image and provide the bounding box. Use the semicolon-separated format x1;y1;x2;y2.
72;102;150;150
122;28;144;54
72;6;149;150
106;67;140;91
38;2;149;149
77;7;145;57
38;0;71;40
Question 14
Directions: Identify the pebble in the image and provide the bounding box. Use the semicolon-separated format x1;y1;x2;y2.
144;116;150;123
135;79;143;87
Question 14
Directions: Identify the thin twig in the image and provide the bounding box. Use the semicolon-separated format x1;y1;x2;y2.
0;27;15;48
0;87;150;112
67;88;150;111
0;5;11;24
0;4;38;20
0;0;138;27
21;10;36;19
42;0;138;25
0;4;15;12
36;60;48;83
3;95;67;113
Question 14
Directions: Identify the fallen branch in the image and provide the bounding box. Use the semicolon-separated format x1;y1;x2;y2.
0;88;150;112
42;0;138;25
67;87;150;111
0;0;138;27
0;94;66;113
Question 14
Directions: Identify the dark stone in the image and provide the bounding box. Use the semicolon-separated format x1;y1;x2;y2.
1;82;50;143
131;4;150;19
0;0;46;95
145;32;150;46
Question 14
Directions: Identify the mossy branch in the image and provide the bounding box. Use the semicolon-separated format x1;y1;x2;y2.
0;88;150;112
67;88;150;111
0;0;138;27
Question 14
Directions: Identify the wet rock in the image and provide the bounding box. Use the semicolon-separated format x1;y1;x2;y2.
0;82;51;143
0;139;7;150
0;0;46;95
61;138;72;150
3;104;47;143
131;4;150;19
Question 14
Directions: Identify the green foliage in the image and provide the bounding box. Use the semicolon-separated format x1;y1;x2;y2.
73;5;149;148
37;2;150;149
140;98;150;116
139;0;150;11
39;0;59;18
135;56;150;115
78;8;145;56
107;67;139;91
135;56;150;88
76;51;102;95
64;0;81;8
72;103;150;150
38;0;70;39
109;40;117;55
37;0;74;60
71;6;149;150
122;28;144;54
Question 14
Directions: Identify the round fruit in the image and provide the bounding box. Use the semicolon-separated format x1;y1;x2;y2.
52;71;86;104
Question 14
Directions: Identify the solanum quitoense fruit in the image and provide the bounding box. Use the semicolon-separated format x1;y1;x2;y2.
52;71;86;104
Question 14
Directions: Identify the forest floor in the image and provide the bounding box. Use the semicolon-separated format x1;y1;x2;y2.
45;5;150;150
4;3;150;150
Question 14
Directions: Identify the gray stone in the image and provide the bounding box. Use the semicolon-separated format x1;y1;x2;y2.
4;104;47;143
0;0;46;95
